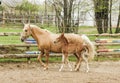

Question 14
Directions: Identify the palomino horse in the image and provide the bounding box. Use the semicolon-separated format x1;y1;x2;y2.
20;24;95;71
54;33;95;72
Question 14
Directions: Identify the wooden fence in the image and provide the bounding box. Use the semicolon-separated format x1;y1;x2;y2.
94;33;120;57
0;13;56;25
0;32;120;60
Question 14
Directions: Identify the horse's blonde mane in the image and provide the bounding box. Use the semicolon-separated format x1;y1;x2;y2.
29;24;52;34
29;24;41;29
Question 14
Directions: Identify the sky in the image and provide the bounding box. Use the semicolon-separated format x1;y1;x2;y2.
28;0;45;4
2;0;45;7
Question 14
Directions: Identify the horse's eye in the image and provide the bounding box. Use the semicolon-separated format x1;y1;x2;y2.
25;30;27;32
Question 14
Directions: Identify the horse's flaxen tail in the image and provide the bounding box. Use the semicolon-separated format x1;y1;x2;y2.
81;34;96;60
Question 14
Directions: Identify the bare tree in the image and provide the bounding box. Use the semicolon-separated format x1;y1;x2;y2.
109;0;112;33
115;3;120;33
48;0;75;33
93;0;109;34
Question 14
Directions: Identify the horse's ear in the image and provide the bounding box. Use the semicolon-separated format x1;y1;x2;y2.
61;33;64;36
28;24;31;28
22;21;26;26
61;33;64;37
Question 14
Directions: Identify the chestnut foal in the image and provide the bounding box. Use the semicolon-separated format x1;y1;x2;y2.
54;33;88;71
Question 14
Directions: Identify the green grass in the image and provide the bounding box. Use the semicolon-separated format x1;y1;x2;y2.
0;24;22;32
0;36;23;44
0;28;22;32
94;56;120;61
0;58;28;63
0;56;77;63
1;56;119;63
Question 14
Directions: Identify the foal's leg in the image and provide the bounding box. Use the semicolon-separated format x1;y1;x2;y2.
37;52;46;67
66;58;72;71
59;53;72;71
63;53;73;71
59;54;65;71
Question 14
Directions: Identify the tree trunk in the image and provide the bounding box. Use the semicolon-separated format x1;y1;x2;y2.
63;0;68;33
67;0;74;33
109;0;112;33
103;0;109;33
93;0;109;34
2;10;5;25
115;3;120;33
52;0;75;33
94;0;103;34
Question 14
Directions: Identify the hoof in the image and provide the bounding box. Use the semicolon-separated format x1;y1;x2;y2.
70;69;73;71
74;65;77;69
44;67;48;71
86;70;89;73
41;64;46;67
74;68;79;72
59;69;62;72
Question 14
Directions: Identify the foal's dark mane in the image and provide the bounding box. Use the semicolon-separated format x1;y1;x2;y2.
62;35;69;45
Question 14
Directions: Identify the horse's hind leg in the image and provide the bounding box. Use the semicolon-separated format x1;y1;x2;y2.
82;53;89;72
74;55;83;71
37;52;46;67
74;53;79;68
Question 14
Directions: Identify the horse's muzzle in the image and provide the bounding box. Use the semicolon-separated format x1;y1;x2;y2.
54;41;57;44
21;38;24;42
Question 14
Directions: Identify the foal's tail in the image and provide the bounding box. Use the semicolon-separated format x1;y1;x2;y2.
81;34;96;60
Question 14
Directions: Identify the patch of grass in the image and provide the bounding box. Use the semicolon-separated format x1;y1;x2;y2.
78;26;97;34
0;36;22;44
0;24;22;32
0;56;77;63
0;28;22;32
0;58;28;63
32;24;57;33
94;56;120;61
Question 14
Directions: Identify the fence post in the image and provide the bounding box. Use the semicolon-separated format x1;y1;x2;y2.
26;46;31;63
2;11;5;25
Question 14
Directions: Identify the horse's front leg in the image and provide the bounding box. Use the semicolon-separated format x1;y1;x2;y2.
44;50;50;70
37;52;46;67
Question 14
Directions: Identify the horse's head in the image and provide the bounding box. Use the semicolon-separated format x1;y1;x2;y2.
20;24;32;42
54;33;68;44
54;34;62;44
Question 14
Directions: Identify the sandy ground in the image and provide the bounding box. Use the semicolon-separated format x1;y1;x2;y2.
0;61;120;83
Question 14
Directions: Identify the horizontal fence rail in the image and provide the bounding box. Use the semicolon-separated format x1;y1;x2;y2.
95;43;120;46
97;52;120;56
0;44;37;47
0;32;21;36
87;34;120;37
0;53;63;58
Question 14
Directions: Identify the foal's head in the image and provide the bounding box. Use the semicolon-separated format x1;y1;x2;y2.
54;33;69;45
20;24;32;42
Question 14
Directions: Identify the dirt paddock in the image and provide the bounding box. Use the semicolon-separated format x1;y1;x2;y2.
0;61;120;83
